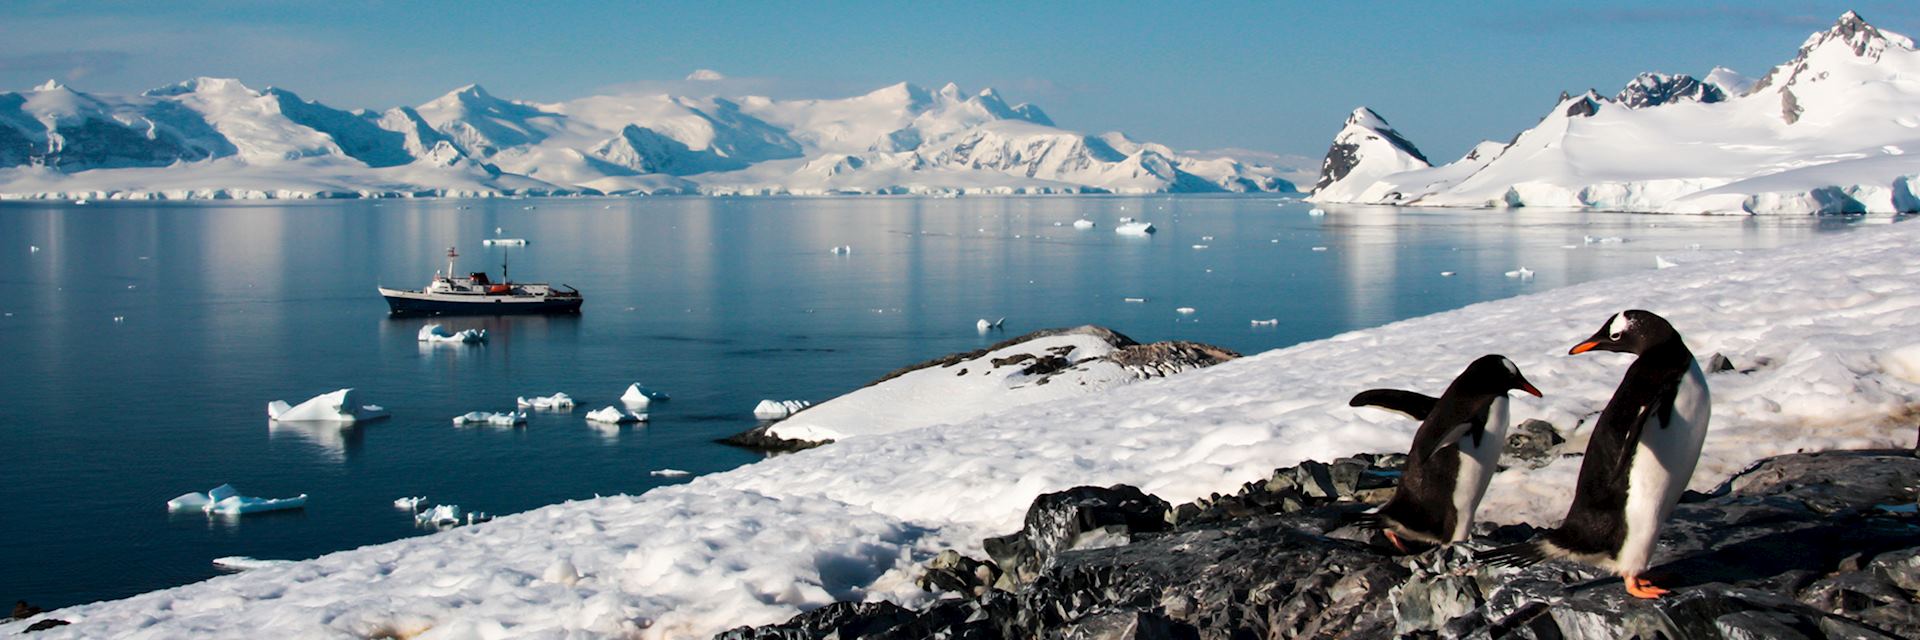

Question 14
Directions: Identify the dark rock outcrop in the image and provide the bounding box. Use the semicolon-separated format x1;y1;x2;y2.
1615;72;1727;109
720;450;1920;639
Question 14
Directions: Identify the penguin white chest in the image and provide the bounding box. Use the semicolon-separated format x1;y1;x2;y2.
1615;362;1712;574
1449;396;1510;542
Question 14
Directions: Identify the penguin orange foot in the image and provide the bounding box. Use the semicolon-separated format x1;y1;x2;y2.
1623;576;1670;599
1383;529;1410;554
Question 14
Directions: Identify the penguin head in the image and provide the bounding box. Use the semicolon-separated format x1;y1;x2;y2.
1464;354;1543;398
1570;309;1676;356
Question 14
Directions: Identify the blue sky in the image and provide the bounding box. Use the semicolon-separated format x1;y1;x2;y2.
1;1;1912;162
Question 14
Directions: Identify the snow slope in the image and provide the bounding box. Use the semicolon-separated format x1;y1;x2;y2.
0;79;1293;199
1312;12;1920;214
11;221;1919;638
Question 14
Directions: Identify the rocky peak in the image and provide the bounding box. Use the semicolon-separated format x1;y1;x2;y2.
1803;10;1910;60
1614;72;1725;109
1311;107;1430;193
1559;89;1607;118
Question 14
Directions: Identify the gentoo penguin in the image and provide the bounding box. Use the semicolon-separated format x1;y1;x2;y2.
1351;354;1541;552
1480;310;1711;599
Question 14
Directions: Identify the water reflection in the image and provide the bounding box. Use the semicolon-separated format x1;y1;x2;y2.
267;420;365;462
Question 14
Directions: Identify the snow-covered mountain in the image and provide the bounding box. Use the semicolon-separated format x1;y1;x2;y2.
0;79;1296;199
1310;11;1920;214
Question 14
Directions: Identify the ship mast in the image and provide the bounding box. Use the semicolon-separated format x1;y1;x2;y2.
445;246;459;281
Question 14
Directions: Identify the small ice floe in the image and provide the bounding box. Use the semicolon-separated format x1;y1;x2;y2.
1122;297;1147;303
585;406;646;424
1175;307;1197;315
481;238;528;246
976;317;1005;332
1583;235;1626;245
1440;271;1457;277
418;323;487;344
1655;255;1679;269
73;198;89;205
268;389;389;423
1119;216;1135;222
1308;208;1327;216
651;469;692;478
830;245;852;255
621;383;670;407
113;316;126;323
1687;243;1703;250
1505;267;1536;280
1200;235;1214;241
213;556;292;572
754;399;812;420
29;245;40;253
415;504;463;527
521;205;536;210
1310;246;1328;252
494;226;503;234
1072;219;1095;229
1115;221;1156;236
168;484;307;516
517;393;575;411
453;411;526;426
1250;318;1279;327
1191;244;1209;250
393;496;426;511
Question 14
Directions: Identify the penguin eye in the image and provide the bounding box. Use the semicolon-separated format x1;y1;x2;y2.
1609;331;1622;341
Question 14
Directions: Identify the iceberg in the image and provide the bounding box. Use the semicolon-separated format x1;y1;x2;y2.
585;406;645;424
417;324;487;344
415;504;462;527
267;389;389;423
620;383;670;407
1072;219;1095;229
1505;267;1536;280
452;411;526;426
753;399;813;420
393;496;426;510
516;393;574;411
166;484;306;516
1114;221;1156;236
976;317;1004;332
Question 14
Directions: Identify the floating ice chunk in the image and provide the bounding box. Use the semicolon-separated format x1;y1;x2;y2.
1440;271;1457;277
74;198;88;205
1115;221;1156;236
1122;297;1147;303
393;496;426;510
650;469;691;477
481;238;527;246
418;323;487;344
830;245;852;255
1308;208;1326;216
268;389;389;423
1072;219;1095;229
1191;244;1209;250
416;504;463;527
29;245;39;253
1200;236;1215;241
1655;255;1679;269
1583;235;1626;245
1310;246;1328;252
1505;267;1536;280
754;399;813;419
166;492;212;512
1175;307;1197;315
207;483;238;504
113;316;125;323
1119;216;1134;222
517;393;574;411
621;383;670;407
212;556;292;572
1250;319;1278;326
585;406;645;424
209;494;307;515
453;411;526;426
976;317;1004;332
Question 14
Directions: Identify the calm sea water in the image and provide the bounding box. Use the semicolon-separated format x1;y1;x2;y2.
0;195;1862;609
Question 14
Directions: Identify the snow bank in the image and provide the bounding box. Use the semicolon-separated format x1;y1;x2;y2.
20;222;1920;639
265;389;388;423
417;324;487;344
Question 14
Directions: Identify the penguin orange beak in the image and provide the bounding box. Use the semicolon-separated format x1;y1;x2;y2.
1569;341;1600;355
1518;381;1542;397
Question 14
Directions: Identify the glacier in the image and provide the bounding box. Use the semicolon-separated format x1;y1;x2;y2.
0;79;1296;199
1309;12;1920;215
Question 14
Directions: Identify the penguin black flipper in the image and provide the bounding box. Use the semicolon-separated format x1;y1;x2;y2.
1419;402;1493;461
1612;378;1683;469
1349;389;1439;421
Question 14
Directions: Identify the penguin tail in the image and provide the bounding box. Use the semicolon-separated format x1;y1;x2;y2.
1476;541;1549;568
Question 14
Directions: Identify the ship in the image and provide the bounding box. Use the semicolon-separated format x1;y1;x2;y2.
378;246;582;316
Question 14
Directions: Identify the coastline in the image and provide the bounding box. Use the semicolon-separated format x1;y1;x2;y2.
7;217;1919;638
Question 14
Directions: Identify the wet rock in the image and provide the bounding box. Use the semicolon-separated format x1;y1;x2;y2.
917;550;1000;598
1502;419;1565;468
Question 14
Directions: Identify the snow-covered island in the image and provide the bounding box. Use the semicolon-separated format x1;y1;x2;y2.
0;79;1298;200
8;207;1919;637
1310;12;1920;214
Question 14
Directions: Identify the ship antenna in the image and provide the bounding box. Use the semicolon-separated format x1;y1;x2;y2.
502;245;510;283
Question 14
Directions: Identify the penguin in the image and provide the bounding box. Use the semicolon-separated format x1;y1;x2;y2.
1479;310;1711;599
1351;354;1541;552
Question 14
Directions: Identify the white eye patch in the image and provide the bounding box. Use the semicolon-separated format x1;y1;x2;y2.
1501;357;1518;375
1607;312;1630;340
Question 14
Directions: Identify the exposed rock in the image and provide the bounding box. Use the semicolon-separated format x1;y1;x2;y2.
10;601;42;620
722;450;1920;640
716;423;830;452
1709;352;1737;373
1502;419;1566;468
917;550;1000;599
22;619;68;633
985;485;1171;590
1615;72;1727;109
